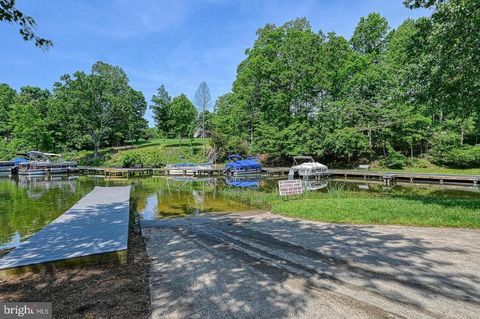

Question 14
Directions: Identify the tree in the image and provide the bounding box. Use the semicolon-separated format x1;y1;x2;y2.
211;93;251;156
323;128;370;162
52;61;148;158
150;85;172;136
419;0;479;126
403;0;445;9
197;110;212;137
125;89;148;143
194;81;212;137
0;84;16;140
10;102;50;151
350;13;389;56
0;0;52;48
169;94;197;139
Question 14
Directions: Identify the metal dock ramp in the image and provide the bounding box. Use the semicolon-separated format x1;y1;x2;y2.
0;186;131;278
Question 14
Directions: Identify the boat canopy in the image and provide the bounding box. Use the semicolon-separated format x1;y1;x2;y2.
225;155;262;170
11;157;29;166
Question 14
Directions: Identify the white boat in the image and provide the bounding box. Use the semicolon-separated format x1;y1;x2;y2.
16;152;78;175
67;165;79;173
48;167;69;174
165;163;214;175
288;156;328;179
18;161;48;176
0;161;14;176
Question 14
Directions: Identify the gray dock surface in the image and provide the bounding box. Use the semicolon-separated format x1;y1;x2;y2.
0;186;131;272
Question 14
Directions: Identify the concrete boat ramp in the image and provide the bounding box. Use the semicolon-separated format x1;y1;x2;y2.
0;186;131;278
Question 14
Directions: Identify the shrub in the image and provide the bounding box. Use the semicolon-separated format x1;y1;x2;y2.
381;145;406;169
430;131;461;155
432;145;480;168
323;128;371;162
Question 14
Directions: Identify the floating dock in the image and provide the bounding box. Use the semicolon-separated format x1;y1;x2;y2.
77;166;479;186
0;186;131;278
329;170;479;186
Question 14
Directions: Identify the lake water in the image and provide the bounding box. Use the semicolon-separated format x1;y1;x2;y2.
1;175;479;250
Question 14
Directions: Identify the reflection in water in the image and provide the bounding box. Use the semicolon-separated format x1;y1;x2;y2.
1;175;479;250
225;176;261;189
16;175;79;199
0;175;93;250
302;180;328;191
136;177;252;220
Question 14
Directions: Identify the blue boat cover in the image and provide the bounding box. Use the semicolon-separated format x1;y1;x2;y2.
225;154;262;171
11;157;29;166
225;178;260;188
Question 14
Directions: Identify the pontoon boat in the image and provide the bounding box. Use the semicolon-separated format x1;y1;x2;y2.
288;156;328;179
165;162;214;175
224;155;263;176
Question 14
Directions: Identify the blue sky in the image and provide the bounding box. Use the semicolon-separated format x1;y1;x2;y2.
0;0;429;126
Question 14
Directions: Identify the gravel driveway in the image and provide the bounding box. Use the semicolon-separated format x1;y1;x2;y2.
141;212;480;319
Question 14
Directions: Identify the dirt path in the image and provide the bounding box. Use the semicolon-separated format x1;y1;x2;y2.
142;212;480;319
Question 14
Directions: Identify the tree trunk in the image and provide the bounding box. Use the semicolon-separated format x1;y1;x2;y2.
368;127;372;147
94;143;100;160
90;129;100;159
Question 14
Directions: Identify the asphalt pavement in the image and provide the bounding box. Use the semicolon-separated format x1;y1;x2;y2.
141;212;480;319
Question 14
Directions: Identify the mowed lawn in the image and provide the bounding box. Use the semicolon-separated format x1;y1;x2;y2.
221;189;480;228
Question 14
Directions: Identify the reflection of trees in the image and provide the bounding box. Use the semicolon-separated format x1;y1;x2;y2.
0;176;91;249
15;176;78;199
133;177;250;220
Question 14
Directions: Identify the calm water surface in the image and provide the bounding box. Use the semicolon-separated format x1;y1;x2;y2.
1;175;478;250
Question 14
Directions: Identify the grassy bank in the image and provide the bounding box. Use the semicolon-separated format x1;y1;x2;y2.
63;138;210;167
220;188;480;228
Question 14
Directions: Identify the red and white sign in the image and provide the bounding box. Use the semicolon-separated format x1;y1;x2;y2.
278;179;303;196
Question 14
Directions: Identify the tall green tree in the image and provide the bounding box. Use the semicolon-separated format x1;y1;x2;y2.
169;94;197;139
10;102;50;151
0;84;16;140
150;85;172;136
51;61;148;158
349;13;389;56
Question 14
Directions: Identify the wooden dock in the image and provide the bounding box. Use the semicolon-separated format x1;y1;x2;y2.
0;186;131;278
77;166;479;186
329;170;479;186
79;166;155;178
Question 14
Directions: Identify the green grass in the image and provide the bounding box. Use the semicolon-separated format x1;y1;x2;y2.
63;138;211;167
367;159;480;175
131;137;210;149
220;188;480;228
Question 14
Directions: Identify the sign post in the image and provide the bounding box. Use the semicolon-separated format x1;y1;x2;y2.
278;179;303;198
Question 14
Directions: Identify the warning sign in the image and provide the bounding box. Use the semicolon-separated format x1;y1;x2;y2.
278;179;303;196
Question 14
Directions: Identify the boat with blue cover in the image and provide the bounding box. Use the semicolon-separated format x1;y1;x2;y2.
224;154;263;176
16;151;78;176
